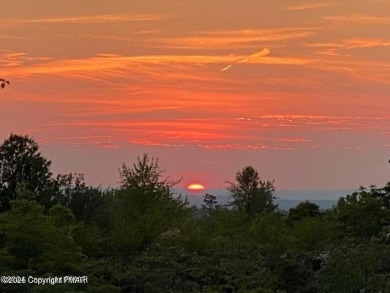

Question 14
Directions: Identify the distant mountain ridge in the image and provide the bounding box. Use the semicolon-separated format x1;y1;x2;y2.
174;188;354;211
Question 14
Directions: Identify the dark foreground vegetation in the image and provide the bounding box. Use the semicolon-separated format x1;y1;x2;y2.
1;133;390;292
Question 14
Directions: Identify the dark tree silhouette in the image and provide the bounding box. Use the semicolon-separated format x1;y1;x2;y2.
228;166;276;216
0;134;52;211
288;200;321;221
202;193;219;214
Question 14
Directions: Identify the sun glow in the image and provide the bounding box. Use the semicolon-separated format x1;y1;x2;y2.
187;183;205;191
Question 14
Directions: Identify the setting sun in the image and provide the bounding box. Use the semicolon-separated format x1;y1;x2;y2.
187;183;205;191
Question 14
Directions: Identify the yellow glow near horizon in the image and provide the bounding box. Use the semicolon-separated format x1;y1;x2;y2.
187;183;205;191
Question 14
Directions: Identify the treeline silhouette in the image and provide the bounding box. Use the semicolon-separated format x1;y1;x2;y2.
1;133;390;292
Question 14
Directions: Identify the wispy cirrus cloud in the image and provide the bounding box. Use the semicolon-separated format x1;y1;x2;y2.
31;114;389;152
323;14;390;25
257;115;390;132
0;51;27;67
41;135;125;149
129;139;184;148
285;3;332;11
197;143;292;151
343;39;390;48
74;29;164;41
307;57;390;85
0;50;55;68
0;13;165;26
1;51;313;82
302;36;390;84
154;27;315;49
278;138;312;143
308;38;390;50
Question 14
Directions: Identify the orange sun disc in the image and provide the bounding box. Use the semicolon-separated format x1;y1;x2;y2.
187;183;205;191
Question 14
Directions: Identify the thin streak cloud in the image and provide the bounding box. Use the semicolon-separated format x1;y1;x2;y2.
155;28;314;49
285;3;332;10
0;13;165;26
323;14;390;25
221;48;270;71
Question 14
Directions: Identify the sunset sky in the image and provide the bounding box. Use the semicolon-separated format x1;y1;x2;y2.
1;0;389;191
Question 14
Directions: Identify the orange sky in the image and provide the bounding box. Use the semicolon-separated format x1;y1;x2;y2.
1;0;389;190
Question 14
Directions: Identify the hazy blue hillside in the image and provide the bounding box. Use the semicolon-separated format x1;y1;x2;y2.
276;199;337;211
175;188;353;211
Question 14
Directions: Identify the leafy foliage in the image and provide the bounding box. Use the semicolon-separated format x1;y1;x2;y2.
119;153;181;195
288;200;321;222
336;186;390;240
53;173;114;229
0;200;82;274
0;78;10;90
111;154;188;253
